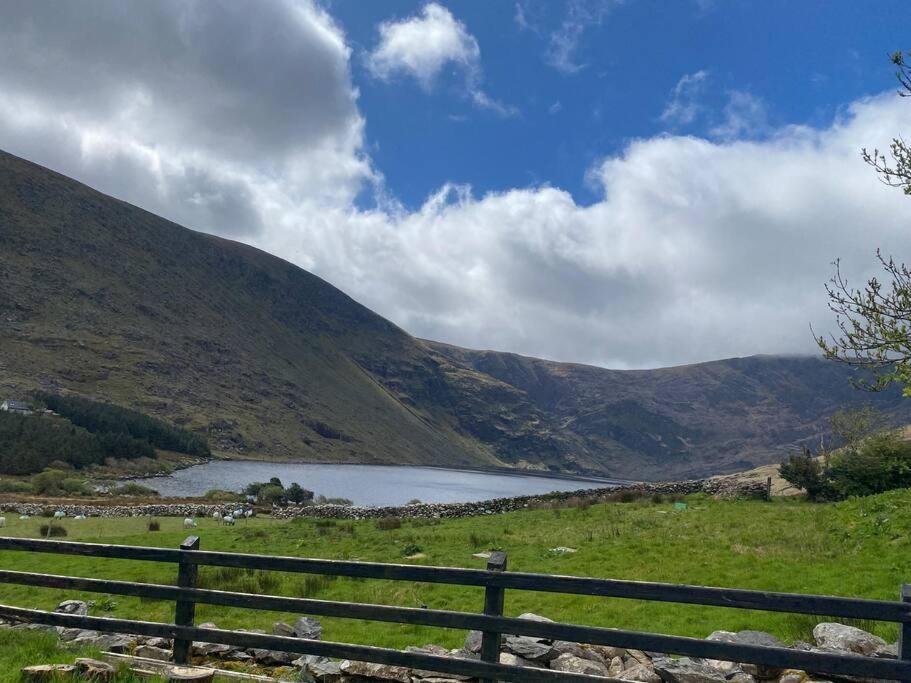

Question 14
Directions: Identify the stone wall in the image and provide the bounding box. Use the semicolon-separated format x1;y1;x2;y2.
0;476;767;520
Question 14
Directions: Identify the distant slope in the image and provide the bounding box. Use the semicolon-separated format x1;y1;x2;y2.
2;149;910;479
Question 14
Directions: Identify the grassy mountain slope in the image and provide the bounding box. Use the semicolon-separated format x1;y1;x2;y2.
2;149;910;479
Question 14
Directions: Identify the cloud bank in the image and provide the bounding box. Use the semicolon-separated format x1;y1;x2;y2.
2;1;911;369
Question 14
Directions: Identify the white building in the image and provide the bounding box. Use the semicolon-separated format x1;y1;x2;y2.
0;399;32;416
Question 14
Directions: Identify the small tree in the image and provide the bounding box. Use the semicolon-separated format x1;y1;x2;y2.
779;448;836;501
817;52;911;393
285;482;313;504
257;484;285;505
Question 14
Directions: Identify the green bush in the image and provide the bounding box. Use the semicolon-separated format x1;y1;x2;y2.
830;431;911;497
204;488;243;502
108;483;160;497
0;479;32;494
257;484;285;505
286;482;314;504
39;523;67;537
32;469;91;496
781;430;911;501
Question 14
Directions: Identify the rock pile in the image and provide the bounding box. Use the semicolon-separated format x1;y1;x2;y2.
10;602;898;682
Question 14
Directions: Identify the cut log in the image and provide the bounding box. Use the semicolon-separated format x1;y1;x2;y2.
166;666;215;682
20;664;77;681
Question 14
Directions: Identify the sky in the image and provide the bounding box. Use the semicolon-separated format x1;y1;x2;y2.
1;1;911;368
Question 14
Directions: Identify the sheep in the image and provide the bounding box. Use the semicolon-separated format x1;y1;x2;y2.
233;509;243;519
0;517;6;528
18;515;29;520
212;511;221;520
244;509;254;519
74;514;86;521
223;515;235;526
183;517;197;529
53;511;65;519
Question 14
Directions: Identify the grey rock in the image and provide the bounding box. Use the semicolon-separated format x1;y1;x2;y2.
550;652;609;676
74;657;115;678
653;657;728;683
813;623;892;658
57;627;94;642
777;670;807;683
707;630;785;679
133;645;172;661
198;622;219;630
308;659;342;683
272;621;295;637
339;659;411;682
293;654;329;668
294;616;322;640
464;630;483;653
609;656;625;677
504;634;557;662
68;633;134;653
621;662;663;683
729;673;758;683
499;652;535;668
55;600;88;616
517;613;554;623
194;642;234;657
250;648;297;666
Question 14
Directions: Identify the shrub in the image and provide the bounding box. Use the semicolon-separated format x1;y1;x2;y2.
147;519;160;532
322;497;353;506
0;479;32;494
780;430;911;501
204;489;243;502
376;516;402;531
32;469;91;496
401;542;423;557
830;431;911;497
109;483;160;497
286;482;314;504
257;484;285;505
39;524;67;537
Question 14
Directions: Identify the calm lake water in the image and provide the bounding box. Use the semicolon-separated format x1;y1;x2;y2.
126;461;621;506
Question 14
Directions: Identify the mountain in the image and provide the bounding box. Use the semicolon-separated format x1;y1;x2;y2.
2;150;909;480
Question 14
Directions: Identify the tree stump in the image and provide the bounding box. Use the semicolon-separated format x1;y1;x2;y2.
165;666;215;682
20;664;77;681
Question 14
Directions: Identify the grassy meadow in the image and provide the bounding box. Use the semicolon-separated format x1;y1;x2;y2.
0;491;908;668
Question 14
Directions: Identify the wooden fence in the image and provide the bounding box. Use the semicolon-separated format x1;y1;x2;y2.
0;536;908;682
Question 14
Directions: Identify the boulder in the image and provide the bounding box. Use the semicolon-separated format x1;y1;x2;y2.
504;635;557;662
499;652;535;668
74;657;115;680
707;630;786;679
193;642;234;657
250;648;297;666
463;630;483;653
67;633;134;653
272;621;295;638
652;657;728;683
621;662;663;683
307;659;342;683
729;673;758;683
21;664;77;681
293;654;329;668
294;616;322;640
56;627;94;642
407;646;471;681
339;659;412;683
134;645;172;661
777;669;808;683
812;623;892;658
550;652;609;676
55;600;88;616
609;656;625;677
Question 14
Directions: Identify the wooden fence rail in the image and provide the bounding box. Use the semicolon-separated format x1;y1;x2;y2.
0;536;908;682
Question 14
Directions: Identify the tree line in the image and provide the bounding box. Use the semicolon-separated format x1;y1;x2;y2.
35;392;210;457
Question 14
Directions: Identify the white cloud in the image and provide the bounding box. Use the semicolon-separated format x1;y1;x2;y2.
366;3;513;115
661;70;710;126
710;90;769;140
3;2;911;370
546;0;618;74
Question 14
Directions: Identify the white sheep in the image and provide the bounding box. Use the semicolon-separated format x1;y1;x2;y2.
18;515;29;520
0;517;7;528
223;515;235;526
212;511;221;520
244;509;254;519
183;517;197;529
233;509;243;519
74;514;86;521
53;511;65;519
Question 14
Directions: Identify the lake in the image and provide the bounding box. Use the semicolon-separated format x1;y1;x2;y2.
125;461;621;506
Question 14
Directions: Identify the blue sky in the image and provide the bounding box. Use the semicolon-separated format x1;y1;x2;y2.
333;1;907;209
3;1;911;367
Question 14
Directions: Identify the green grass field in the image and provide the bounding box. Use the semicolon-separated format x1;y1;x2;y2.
0;490;908;673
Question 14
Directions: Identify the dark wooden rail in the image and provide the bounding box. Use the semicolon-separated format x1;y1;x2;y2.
0;536;908;682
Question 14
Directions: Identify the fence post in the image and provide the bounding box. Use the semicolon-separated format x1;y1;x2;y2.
900;584;911;678
480;551;507;683
766;476;773;501
173;535;200;665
